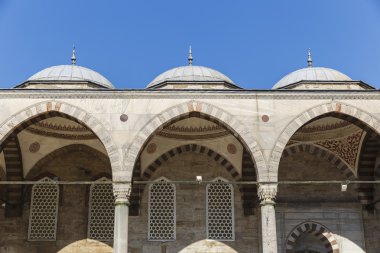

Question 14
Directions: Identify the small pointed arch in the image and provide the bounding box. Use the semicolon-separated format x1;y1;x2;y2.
0;100;121;177
270;101;380;182
124;100;266;181
283;143;356;179
28;176;59;241
285;221;339;253
148;176;176;241
206;176;234;241
88;177;114;241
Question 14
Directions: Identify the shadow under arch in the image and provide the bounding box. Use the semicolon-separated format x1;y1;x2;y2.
25;144;112;180
283;143;356;179
129;143;252;215
285;221;340;253
0;100;121;177
124;100;266;181
270;101;380;182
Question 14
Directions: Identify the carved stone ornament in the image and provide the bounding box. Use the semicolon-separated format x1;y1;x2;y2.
113;183;131;205
258;184;277;205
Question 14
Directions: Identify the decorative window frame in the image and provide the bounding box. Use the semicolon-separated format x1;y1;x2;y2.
206;177;235;241
148;177;176;241
87;177;114;241
28;177;59;241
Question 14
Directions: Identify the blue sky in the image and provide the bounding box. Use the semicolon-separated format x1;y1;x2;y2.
1;0;380;89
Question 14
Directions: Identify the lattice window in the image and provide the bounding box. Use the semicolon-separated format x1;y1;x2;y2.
206;177;234;241
28;177;59;241
88;177;114;241
148;177;176;241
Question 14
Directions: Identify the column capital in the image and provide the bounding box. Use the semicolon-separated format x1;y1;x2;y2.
113;183;131;205
258;183;277;205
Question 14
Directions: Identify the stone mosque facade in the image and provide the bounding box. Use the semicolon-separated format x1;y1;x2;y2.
0;48;379;253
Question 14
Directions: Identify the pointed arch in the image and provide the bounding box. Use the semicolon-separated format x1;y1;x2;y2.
283;143;356;179
124;100;266;181
0;101;121;178
285;221;339;253
142;144;240;180
26;144;111;180
270;102;380;182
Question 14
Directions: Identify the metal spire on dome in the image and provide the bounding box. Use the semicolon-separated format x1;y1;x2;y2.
307;48;312;67
71;46;76;65
188;46;193;66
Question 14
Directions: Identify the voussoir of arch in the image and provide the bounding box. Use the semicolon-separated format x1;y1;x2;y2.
0;100;121;178
270;101;380;182
285;221;339;253
124;100;266;182
283;143;356;179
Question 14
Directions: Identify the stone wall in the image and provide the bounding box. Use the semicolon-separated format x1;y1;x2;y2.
0;146;112;253
276;151;368;253
128;152;260;253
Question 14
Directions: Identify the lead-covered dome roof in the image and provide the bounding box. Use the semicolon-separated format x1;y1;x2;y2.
272;49;353;90
147;65;236;88
147;47;239;89
16;47;114;89
273;67;352;89
27;65;114;89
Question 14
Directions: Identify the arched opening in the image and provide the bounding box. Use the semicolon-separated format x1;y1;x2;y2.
285;222;339;253
127;104;260;253
0;105;115;253
275;109;377;253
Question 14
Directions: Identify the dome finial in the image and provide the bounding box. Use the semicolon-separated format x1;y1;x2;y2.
307;48;312;67
188;46;193;66
71;45;76;65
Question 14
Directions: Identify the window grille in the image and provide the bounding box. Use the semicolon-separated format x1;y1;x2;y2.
148;177;176;241
88;177;114;241
206;177;234;241
28;177;59;241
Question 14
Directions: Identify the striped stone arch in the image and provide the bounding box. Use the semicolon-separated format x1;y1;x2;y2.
124;100;266;181
283;143;356;179
0;101;121;176
129;143;240;216
285;221;339;253
142;144;239;179
270;101;380;182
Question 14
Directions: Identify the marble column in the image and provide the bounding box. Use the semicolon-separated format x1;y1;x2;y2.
258;183;278;253
113;183;131;253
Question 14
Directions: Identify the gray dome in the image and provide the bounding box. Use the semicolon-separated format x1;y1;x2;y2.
273;67;352;89
147;65;235;88
28;65;114;89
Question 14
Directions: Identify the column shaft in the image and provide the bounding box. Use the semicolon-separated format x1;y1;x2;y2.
114;203;129;253
258;184;278;253
260;202;277;253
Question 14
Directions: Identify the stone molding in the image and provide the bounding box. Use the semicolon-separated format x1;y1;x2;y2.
269;101;380;182
258;184;277;205
0;100;122;177
3;89;380;100
124;100;266;181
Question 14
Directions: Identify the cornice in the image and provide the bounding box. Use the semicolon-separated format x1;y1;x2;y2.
0;89;380;100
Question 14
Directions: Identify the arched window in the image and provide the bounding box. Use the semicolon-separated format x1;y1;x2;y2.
88;177;114;241
206;177;234;241
148;177;176;241
28;177;59;241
